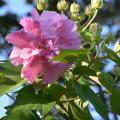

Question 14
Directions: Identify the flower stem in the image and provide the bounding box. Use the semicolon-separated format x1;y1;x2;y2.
82;10;98;32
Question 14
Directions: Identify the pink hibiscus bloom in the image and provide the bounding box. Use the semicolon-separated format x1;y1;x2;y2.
6;9;80;84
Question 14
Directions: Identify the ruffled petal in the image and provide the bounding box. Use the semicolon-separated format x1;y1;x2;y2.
20;16;41;35
42;62;69;84
55;19;80;50
10;47;24;66
21;57;42;84
40;11;67;36
6;29;34;48
55;36;80;50
32;8;40;21
40;11;80;50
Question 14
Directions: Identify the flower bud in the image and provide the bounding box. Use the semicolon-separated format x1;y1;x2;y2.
89;23;101;41
114;40;120;55
84;5;96;16
89;22;101;33
78;12;85;22
37;0;47;11
57;0;68;12
91;0;103;9
70;3;80;14
115;66;120;77
71;13;79;21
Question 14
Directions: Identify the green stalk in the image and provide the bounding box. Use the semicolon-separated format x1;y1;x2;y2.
82;10;98;32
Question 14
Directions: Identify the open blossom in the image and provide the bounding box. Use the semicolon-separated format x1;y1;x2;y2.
6;9;80;84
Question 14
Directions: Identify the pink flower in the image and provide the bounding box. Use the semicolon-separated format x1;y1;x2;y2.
6;9;80;84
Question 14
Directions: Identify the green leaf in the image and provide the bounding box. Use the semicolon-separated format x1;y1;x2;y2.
69;102;93;120
73;81;109;120
0;62;25;96
0;61;21;76
8;86;55;114
98;73;116;93
4;110;40;120
45;116;55;120
98;73;120;114
52;49;89;63
44;84;65;100
91;61;105;70
80;31;91;42
110;92;120;115
106;48;120;64
0;80;26;97
73;66;96;76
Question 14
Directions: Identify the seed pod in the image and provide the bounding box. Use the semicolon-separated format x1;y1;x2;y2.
84;5;96;16
91;0;103;9
57;0;69;12
37;0;48;11
70;3;80;14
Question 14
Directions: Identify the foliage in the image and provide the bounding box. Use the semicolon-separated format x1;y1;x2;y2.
0;0;120;120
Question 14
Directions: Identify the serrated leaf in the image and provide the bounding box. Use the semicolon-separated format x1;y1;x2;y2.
0;62;25;96
52;49;89;63
98;73;116;93
107;48;120;64
44;84;65;100
0;80;26;97
98;73;120;114
69;102;93;120
0;61;21;76
110;92;120;115
73;81;109;120
73;66;96;76
8;86;55;114
4;110;40;120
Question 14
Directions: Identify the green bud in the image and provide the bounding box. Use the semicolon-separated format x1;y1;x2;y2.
89;22;101;33
70;3;80;14
91;0;103;9
114;40;120;55
78;12;85;22
84;5;96;16
57;0;69;12
89;23;101;41
37;0;47;11
71;13;79;21
114;66;120;76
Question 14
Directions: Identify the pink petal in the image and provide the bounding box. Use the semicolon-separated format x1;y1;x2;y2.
42;62;69;84
39;11;80;50
55;36;80;50
21;57;42;84
10;47;24;66
20;16;41;35
32;9;40;21
6;29;34;48
40;11;67;36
